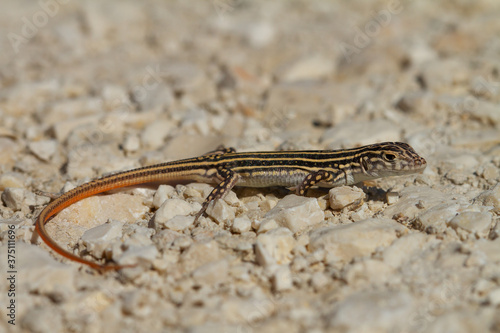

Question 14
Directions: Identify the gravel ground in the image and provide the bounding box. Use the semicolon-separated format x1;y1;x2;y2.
1;1;500;332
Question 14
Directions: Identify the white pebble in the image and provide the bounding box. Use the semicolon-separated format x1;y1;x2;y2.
154;198;197;227
329;186;366;210
257;219;279;234
415;202;462;233
231;217;251;234
81;220;124;258
386;191;399;205
449;211;492;238
206;199;235;224
2;188;49;211
255;241;276;267
141;120;174;150
256;228;295;265
153;185;176;209
116;245;159;268
163;215;195;232
16;243;77;302
28;139;58;162
192;259;229;286
488;288;500;306
122;134;141;154
261;195;324;233
309;218;407;262
272;266;293;292
279;55;334;83
310;272;330;291
0;172;25;189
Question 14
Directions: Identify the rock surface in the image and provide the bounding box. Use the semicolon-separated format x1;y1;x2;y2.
1;1;500;332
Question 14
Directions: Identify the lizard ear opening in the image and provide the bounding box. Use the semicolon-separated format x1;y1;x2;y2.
361;157;370;173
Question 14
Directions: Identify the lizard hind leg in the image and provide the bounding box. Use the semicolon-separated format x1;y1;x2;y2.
193;169;240;223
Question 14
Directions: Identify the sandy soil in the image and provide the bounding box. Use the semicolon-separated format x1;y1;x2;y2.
1;1;500;332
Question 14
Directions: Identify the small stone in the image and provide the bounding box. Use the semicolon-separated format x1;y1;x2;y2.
450;129;500;149
309;218;408;263
310;272;330;291
179;108;211;135
154;198;197;228
20;305;64;333
321;119;400;148
473;239;500;263
180;240;221;272
257;219;279;233
116;245;159;268
445;170;469;185
386;191;399;205
51;114;100;142
487;288;500;306
162;62;216;103
66;144;131;180
122;224;155;248
153;185;176;209
383;186;450;220
382;233;430;268
245;21;276;47
81;220;124;259
395;91;433;115
192;259;229;286
272;266;293;292
350;203;372;221
480;164;500;181
1;188;49;211
206;199;236;224
163;215;195;232
141;119;175;150
28;139;58;162
473;278;496;297
133;83;174;111
231;217;251;234
465;251;488;267
256;228;295;265
0;172;25;190
415;202;462;233
419;58;468;92
255;241;276;267
261;195;324;233
0;138;19;167
467;100;500;126
475;183;500;213
17;243;76;301
449;211;492;238
101;84;129;107
279;55;334;83
329;186;366;210
222;190;240;206
120;290;158;318
219;296;274;324
2;187;25;210
327;291;415;331
122;134;141;154
342;260;394;285
45;97;102;125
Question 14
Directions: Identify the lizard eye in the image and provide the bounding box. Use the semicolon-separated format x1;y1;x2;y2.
383;153;397;161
